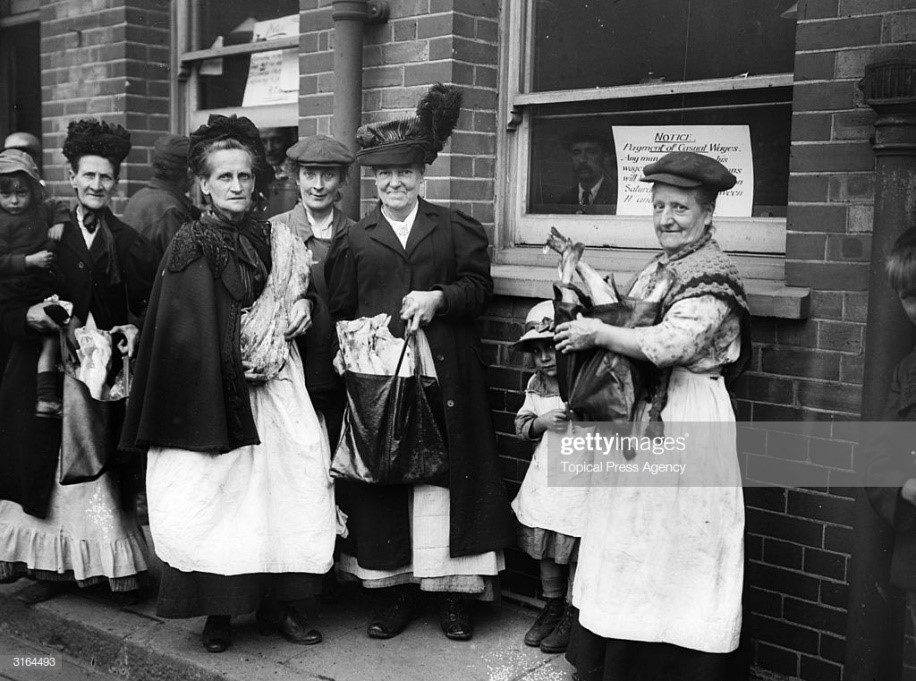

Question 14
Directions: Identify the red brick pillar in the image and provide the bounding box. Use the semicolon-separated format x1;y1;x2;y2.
39;0;171;214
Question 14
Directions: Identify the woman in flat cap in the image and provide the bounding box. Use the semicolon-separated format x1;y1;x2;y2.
325;84;515;642
0;118;158;604
270;134;355;447
555;151;750;680
120;114;337;653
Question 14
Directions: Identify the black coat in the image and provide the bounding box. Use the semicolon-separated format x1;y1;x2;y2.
325;199;515;568
0;209;157;517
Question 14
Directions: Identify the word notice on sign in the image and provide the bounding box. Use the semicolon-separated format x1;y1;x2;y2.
612;126;754;217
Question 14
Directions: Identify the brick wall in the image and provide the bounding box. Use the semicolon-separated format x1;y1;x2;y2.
297;0;499;234
40;0;170;214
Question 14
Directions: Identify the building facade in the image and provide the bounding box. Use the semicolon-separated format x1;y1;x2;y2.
3;0;916;678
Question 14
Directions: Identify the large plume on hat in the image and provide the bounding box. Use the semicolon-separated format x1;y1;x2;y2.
62;118;132;169
416;83;462;164
355;117;422;151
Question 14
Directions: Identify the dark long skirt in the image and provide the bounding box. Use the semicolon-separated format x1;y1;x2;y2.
566;617;739;681
157;562;324;618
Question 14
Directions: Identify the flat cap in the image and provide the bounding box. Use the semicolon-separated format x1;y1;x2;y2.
640;151;736;192
286;135;355;168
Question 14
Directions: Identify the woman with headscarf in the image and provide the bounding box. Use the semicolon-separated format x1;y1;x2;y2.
555;152;751;680
325;84;515;642
120;115;337;653
0;118;157;604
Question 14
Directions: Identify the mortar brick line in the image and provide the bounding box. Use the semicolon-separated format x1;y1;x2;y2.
746;560;848;589
794;43;913;55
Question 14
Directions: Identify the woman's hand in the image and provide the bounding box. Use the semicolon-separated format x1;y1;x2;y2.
284;299;313;340
554;314;606;354
400;290;445;334
26;301;64;333
110;324;139;358
902;478;916;507
48;223;65;241
535;408;570;434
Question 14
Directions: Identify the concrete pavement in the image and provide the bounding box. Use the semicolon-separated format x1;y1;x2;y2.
0;579;576;681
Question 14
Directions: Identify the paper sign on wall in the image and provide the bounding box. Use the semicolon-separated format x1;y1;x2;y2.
242;48;298;106
612;126;754;217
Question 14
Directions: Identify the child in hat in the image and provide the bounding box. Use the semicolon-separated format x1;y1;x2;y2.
0;148;70;417
511;299;589;654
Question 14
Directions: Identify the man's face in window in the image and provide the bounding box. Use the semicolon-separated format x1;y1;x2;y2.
260;128;292;167
569;141;608;187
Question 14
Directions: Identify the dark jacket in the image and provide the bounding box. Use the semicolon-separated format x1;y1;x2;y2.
56;208;158;330
557;175;618;210
325;198;515;568
271;204;353;404
0;198;69;305
122;178;199;262
0;209;156;518
867;348;916;590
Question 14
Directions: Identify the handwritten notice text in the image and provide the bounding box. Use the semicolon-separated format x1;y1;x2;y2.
612;126;754;217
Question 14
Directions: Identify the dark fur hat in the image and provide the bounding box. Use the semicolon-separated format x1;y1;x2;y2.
62;118;132;170
356;83;462;167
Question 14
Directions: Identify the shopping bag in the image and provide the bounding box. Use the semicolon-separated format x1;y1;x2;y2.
59;328;130;485
331;333;449;486
59;372;113;484
554;290;661;423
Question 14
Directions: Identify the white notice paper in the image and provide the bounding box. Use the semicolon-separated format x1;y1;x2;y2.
612;126;754;217
242;48;298;106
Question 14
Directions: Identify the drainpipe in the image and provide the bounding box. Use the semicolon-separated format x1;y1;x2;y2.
846;59;916;681
330;0;388;220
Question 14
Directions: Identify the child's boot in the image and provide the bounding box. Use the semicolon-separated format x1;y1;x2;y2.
539;601;575;653
524;596;565;647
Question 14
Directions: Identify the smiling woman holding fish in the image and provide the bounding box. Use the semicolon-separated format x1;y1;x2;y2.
554;151;752;681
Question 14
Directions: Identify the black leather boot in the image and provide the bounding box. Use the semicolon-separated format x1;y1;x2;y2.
524;596;565;647
367;585;418;639
439;595;473;641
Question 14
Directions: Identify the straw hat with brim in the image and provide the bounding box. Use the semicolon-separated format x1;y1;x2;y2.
512;300;556;352
640;151;736;191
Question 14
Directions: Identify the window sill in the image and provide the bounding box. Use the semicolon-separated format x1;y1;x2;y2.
491;264;810;319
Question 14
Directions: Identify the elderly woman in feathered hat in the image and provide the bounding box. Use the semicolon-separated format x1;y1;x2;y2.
120;114;337;653
325;84;515;642
0;118;158;604
554;152;751;680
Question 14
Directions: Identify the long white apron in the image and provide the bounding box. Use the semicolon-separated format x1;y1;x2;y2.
146;344;336;576
572;367;744;654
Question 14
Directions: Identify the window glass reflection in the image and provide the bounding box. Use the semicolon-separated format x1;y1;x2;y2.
532;0;797;92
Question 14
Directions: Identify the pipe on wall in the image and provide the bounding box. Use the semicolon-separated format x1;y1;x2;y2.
846;59;916;681
330;0;387;220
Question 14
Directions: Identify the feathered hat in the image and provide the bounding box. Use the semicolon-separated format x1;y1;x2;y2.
188;114;271;201
355;83;462;167
62;119;132;171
